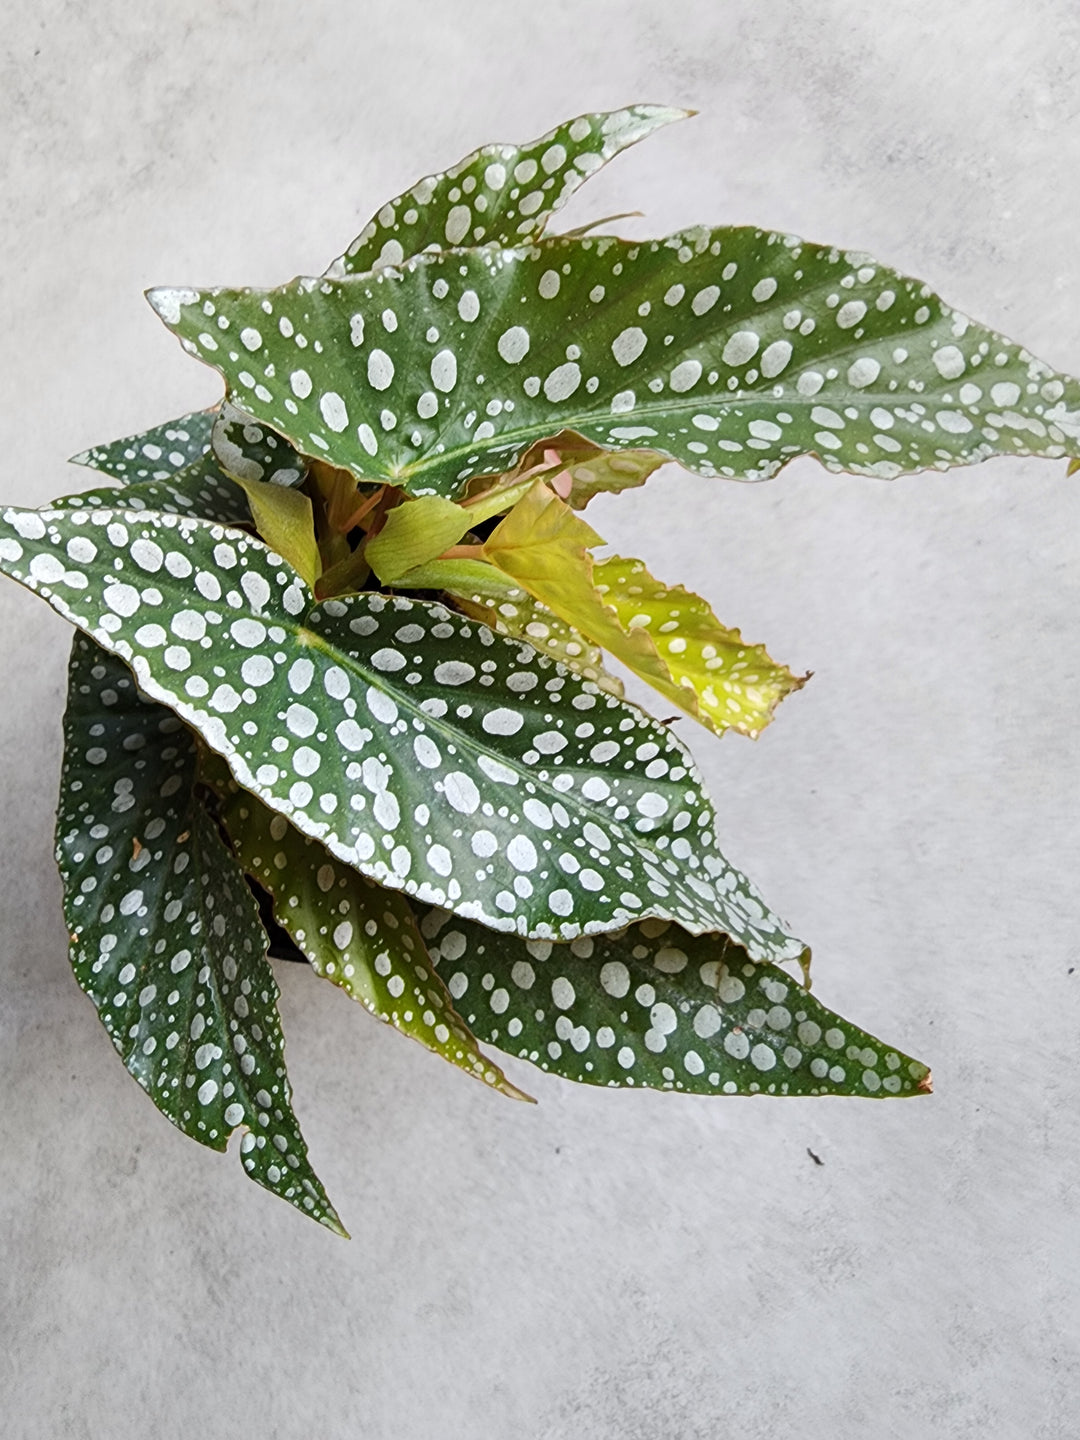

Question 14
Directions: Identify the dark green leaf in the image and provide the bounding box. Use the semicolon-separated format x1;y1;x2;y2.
148;227;1080;500
57;634;345;1232
326;105;689;277
52;453;251;527
211;401;310;487
420;909;931;1097
0;505;804;958
70;408;216;482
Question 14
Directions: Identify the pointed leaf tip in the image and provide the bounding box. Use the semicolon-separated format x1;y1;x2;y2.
421;909;932;1099
145;287;200;326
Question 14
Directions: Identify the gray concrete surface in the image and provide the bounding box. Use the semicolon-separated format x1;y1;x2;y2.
2;3;1079;1436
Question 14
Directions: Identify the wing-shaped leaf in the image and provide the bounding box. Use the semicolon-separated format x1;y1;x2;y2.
0;505;803;958
202;756;530;1100
57;634;344;1232
148;228;1080;501
482;480;801;736
326;105;688;277
70;407;216;482
52;453;251;527
419;908;931;1097
211;401;310;487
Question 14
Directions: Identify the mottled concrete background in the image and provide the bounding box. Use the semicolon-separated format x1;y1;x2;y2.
2;3;1079;1436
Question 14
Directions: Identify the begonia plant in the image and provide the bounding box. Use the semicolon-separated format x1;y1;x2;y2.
5;105;1076;1233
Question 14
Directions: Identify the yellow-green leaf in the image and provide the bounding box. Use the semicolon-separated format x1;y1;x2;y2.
593;555;806;737
366;478;537;584
232;476;321;587
364;496;470;583
483;482;801;736
205;756;531;1102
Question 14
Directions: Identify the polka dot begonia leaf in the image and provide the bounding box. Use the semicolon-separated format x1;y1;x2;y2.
480;480;803;737
0;505;805;958
57;633;346;1232
147;225;1080;502
201;753;532;1101
419;909;931;1098
590;554;805;738
51;452;252;527
69;407;217;483
325;105;689;279
211;400;310;489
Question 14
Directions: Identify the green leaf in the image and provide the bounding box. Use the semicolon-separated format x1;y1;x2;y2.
52;453;251;527
211;401;310;487
419;909;931;1097
202;755;531;1101
326;105;689;277
365;477;535;584
0;505;804;958
70;407;216;483
230;475;321;587
147;227;1080;501
482;481;801;736
365;495;477;584
57;633;345;1232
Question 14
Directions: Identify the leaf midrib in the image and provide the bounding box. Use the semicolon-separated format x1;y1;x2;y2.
386;244;940;482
